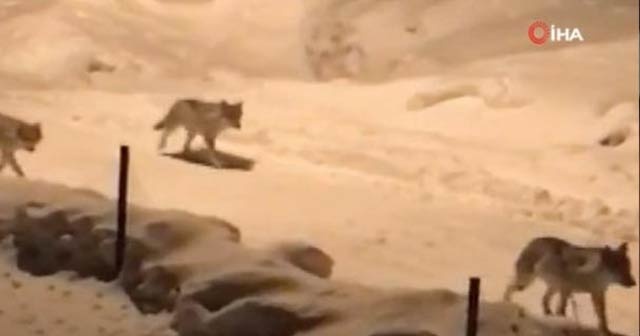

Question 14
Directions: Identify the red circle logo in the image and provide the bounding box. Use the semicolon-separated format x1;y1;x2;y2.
528;21;550;45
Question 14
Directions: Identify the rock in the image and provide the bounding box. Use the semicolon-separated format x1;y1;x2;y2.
186;272;300;313
266;241;334;278
205;302;330;336
127;266;181;314
171;300;213;336
371;332;438;336
599;127;630;147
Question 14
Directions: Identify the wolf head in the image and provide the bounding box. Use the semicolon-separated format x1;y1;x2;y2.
17;122;42;152
602;243;636;287
221;101;243;129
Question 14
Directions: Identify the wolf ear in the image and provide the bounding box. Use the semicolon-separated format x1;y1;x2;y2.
618;242;628;253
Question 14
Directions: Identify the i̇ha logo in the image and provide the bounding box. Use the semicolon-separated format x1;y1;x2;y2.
528;20;584;45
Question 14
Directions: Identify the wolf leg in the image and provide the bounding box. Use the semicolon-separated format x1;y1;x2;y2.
158;121;181;151
182;131;195;153
556;289;571;316
591;291;611;336
158;128;173;151
7;151;25;177
204;136;223;168
542;287;557;316
0;150;6;172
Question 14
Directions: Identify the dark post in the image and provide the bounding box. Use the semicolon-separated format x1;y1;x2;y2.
466;277;481;336
115;145;129;276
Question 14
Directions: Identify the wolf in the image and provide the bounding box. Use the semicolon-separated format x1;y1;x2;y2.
503;236;636;335
0;113;42;177
153;98;243;168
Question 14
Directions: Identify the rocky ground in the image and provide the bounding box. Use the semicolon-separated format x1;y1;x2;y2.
0;0;637;335
0;177;612;336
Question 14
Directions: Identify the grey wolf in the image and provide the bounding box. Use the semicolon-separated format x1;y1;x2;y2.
503;236;636;335
0;113;42;177
153;98;243;168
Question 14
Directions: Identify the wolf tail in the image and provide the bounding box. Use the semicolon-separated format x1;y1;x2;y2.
504;238;561;301
515;245;541;277
154;101;184;130
153;117;167;130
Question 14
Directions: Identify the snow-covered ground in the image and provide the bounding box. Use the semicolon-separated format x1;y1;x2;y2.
0;0;637;335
